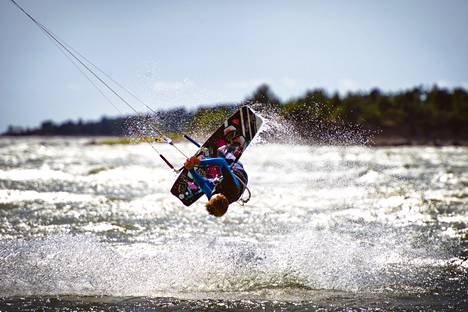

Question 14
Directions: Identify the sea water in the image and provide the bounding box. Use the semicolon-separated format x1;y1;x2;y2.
0;137;466;311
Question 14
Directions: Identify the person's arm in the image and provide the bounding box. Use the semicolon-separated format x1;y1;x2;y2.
189;168;214;198
198;158;240;189
185;156;214;198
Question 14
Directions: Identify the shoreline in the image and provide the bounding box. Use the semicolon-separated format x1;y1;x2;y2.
1;134;468;147
369;135;468;147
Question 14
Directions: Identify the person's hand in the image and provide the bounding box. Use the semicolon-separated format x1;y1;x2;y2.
184;156;201;170
234;149;243;158
232;135;245;148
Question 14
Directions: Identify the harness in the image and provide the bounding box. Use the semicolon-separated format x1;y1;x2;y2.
232;171;251;205
210;165;251;205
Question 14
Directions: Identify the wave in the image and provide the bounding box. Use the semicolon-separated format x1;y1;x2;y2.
0;227;455;299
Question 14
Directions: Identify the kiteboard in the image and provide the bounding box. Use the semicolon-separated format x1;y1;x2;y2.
171;106;263;206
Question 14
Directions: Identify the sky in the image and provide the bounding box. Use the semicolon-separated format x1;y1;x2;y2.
1;0;468;132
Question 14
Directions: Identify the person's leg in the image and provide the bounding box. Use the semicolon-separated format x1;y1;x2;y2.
189;168;214;198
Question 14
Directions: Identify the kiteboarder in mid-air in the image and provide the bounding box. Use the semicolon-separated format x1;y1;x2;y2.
184;127;248;217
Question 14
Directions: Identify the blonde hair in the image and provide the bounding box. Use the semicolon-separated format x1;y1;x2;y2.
206;194;229;217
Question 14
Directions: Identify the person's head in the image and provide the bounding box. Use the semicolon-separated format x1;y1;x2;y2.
206;193;229;217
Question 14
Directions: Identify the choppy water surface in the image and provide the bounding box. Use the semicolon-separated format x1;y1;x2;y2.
0;137;467;311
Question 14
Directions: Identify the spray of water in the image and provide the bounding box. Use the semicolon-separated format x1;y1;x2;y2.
0;224;454;298
248;102;373;146
1;104;465;304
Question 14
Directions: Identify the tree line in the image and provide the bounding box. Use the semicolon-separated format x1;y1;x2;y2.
4;84;468;145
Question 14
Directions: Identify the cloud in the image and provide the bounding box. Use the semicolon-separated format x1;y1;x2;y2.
435;80;452;88
226;79;270;89
279;77;300;89
337;78;359;94
153;79;196;92
226;77;303;91
339;78;358;90
435;80;468;90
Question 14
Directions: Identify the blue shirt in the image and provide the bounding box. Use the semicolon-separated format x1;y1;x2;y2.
189;145;248;203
